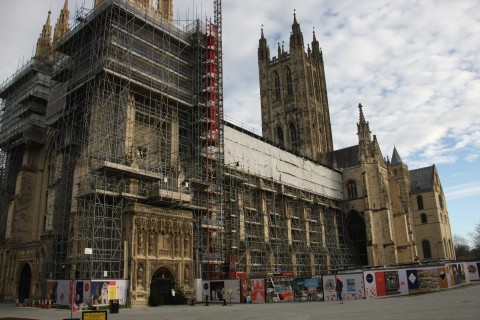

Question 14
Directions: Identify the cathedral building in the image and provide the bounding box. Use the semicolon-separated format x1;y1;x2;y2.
0;0;454;306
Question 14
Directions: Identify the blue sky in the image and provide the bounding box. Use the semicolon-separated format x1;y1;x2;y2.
1;0;479;244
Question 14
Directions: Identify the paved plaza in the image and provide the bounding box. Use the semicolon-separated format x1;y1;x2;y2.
0;283;479;320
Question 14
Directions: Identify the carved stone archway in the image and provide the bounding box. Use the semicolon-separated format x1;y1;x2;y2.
18;263;32;303
346;211;368;265
150;267;175;304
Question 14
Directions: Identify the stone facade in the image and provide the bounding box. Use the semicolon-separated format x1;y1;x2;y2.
123;203;193;306
0;1;455;305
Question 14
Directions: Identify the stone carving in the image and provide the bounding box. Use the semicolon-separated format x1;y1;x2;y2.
137;263;144;289
137;232;143;255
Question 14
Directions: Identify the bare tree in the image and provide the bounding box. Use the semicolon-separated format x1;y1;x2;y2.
453;234;471;260
470;222;480;258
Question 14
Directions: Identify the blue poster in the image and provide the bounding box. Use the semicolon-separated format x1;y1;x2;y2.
346;278;355;293
75;281;83;304
304;278;319;288
407;270;419;289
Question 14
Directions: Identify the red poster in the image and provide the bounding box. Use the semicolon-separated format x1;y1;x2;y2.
375;272;386;297
250;279;265;303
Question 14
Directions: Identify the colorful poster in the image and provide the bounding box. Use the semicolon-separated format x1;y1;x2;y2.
75;281;84;304
55;280;73;306
364;272;376;298
346;278;356;293
407;270;419;290
91;282;109;305
375;272;386;297
437;267;448;288
108;281;117;300
295;278;322;301
322;275;336;301
46;281;58;303
385;271;399;295
250;279;265;303
467;262;480;281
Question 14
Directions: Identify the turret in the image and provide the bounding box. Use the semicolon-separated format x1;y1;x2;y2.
357;104;372;158
289;11;304;52
53;0;70;48
35;11;53;61
258;26;269;62
311;29;322;60
357;103;371;143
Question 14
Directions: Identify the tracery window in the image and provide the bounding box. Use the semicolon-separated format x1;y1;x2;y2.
422;240;432;259
274;71;281;100
347;180;358;199
276;126;284;147
286;68;293;96
417;195;424;210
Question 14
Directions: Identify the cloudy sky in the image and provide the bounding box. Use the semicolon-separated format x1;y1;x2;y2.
0;0;479;244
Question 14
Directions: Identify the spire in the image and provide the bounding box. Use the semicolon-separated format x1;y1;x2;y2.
359;103;366;123
53;0;70;48
357;103;371;144
391;146;403;165
311;27;321;59
258;24;269;61
290;9;304;50
35;11;53;60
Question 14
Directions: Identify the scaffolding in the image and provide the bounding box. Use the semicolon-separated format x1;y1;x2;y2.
222;124;361;279
41;0;220;281
0;0;362;289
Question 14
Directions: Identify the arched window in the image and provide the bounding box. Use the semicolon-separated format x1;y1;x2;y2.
289;122;298;150
422;240;432;259
417;195;424;210
274;71;281;100
438;195;444;210
421;213;428;224
286;68;293;96
276;126;284;147
347;181;357;199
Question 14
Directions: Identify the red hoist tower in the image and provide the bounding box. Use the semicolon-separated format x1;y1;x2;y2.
203;0;224;279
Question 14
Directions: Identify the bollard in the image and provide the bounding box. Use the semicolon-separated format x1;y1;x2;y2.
223;298;227;306
204;295;209;306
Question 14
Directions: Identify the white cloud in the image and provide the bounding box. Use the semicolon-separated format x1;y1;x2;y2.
445;181;480;200
1;0;479;239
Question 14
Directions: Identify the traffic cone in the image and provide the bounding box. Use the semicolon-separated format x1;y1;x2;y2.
73;303;78;312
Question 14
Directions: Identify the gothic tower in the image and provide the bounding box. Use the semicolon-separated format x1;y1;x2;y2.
258;13;333;162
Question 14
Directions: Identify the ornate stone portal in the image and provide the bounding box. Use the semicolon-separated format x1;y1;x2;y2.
123;203;193;307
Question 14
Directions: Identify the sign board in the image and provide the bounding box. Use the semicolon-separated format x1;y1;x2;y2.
82;310;107;320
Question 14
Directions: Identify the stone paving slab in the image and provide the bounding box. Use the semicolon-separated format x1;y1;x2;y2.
1;283;479;320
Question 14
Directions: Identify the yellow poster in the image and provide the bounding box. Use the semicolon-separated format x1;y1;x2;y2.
108;282;117;300
82;310;107;320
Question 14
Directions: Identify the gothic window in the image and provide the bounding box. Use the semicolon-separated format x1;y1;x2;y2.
289;122;298;150
438;195;444;210
286;68;293;96
276;126;284;147
421;213;428;224
347;181;357;199
422;240;432;259
274;71;281;100
417;195;424;210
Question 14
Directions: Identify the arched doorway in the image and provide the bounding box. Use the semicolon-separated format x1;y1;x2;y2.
346;212;368;265
18;263;32;303
150;267;175;304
